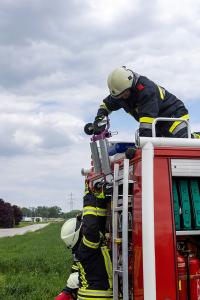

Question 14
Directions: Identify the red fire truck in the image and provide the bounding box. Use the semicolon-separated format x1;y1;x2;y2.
83;118;200;300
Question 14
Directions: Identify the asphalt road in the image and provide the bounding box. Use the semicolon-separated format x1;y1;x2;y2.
0;223;49;238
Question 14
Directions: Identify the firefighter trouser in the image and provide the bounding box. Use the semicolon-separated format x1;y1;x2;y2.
155;114;189;138
77;288;113;300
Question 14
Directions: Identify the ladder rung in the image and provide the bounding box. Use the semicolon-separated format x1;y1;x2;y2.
114;178;134;184
113;160;130;299
114;177;123;183
116;200;133;206
117;194;133;197
114;206;123;212
114;238;122;244
114;269;123;274
118;229;133;233
117;203;132;206
114;206;133;211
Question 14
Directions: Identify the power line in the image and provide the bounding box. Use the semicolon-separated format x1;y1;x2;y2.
68;192;76;212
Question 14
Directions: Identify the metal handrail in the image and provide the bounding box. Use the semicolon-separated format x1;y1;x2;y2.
152;117;191;138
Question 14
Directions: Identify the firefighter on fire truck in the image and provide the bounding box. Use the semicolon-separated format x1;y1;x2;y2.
92;66;200;139
55;182;113;300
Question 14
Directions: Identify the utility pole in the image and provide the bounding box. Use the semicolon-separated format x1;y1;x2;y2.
68;192;74;212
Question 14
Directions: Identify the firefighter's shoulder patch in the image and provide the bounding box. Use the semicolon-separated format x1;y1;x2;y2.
137;84;145;91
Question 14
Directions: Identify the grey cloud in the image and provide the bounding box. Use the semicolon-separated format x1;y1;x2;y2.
1;0;200;209
0;112;84;156
0;141;89;210
0;0;159;92
0;0;200;113
0;0;198;96
0;0;83;45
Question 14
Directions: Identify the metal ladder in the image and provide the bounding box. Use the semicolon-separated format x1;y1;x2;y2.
112;159;131;299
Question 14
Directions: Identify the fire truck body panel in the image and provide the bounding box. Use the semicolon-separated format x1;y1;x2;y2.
132;145;200;300
154;156;178;300
85;136;200;299
132;158;143;299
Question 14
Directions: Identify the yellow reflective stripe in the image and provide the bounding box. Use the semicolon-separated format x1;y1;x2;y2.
101;246;113;289
83;206;107;216
83;211;97;216
72;264;79;271
95;191;105;199
97;207;107;217
157;85;165;100
83;206;97;217
139;117;155;124
78;297;112;300
78;288;113;296
169;114;189;133
192;133;200;139
77;262;88;289
83;235;100;249
84;181;89;194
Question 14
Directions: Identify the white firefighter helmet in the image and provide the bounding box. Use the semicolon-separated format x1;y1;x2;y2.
107;66;134;98
61;218;81;249
67;272;79;289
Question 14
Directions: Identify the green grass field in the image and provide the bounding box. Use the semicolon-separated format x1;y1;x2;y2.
14;221;35;228
0;223;72;300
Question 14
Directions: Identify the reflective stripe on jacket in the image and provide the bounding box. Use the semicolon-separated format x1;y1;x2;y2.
97;74;188;137
76;192;113;299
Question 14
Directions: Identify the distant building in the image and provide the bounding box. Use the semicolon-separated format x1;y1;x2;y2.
22;216;43;222
22;217;33;222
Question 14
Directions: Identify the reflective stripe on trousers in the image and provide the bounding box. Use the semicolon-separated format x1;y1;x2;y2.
101;246;113;289
169;114;189;133
171;121;188;135
78;288;113;299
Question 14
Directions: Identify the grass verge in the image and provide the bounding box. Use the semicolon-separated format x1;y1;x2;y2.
0;223;72;300
14;221;35;228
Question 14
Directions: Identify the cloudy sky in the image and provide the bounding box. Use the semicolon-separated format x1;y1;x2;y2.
0;0;200;211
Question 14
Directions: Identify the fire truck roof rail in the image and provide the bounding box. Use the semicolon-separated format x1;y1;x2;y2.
137;137;200;148
152;117;191;137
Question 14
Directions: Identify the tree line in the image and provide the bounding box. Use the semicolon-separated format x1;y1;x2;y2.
22;206;81;219
0;199;81;228
0;199;23;228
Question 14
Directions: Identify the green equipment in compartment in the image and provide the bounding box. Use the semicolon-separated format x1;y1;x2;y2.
190;179;200;229
178;179;192;230
172;180;180;230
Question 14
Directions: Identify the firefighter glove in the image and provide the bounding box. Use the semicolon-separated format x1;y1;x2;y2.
95;114;105;122
93;115;107;134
